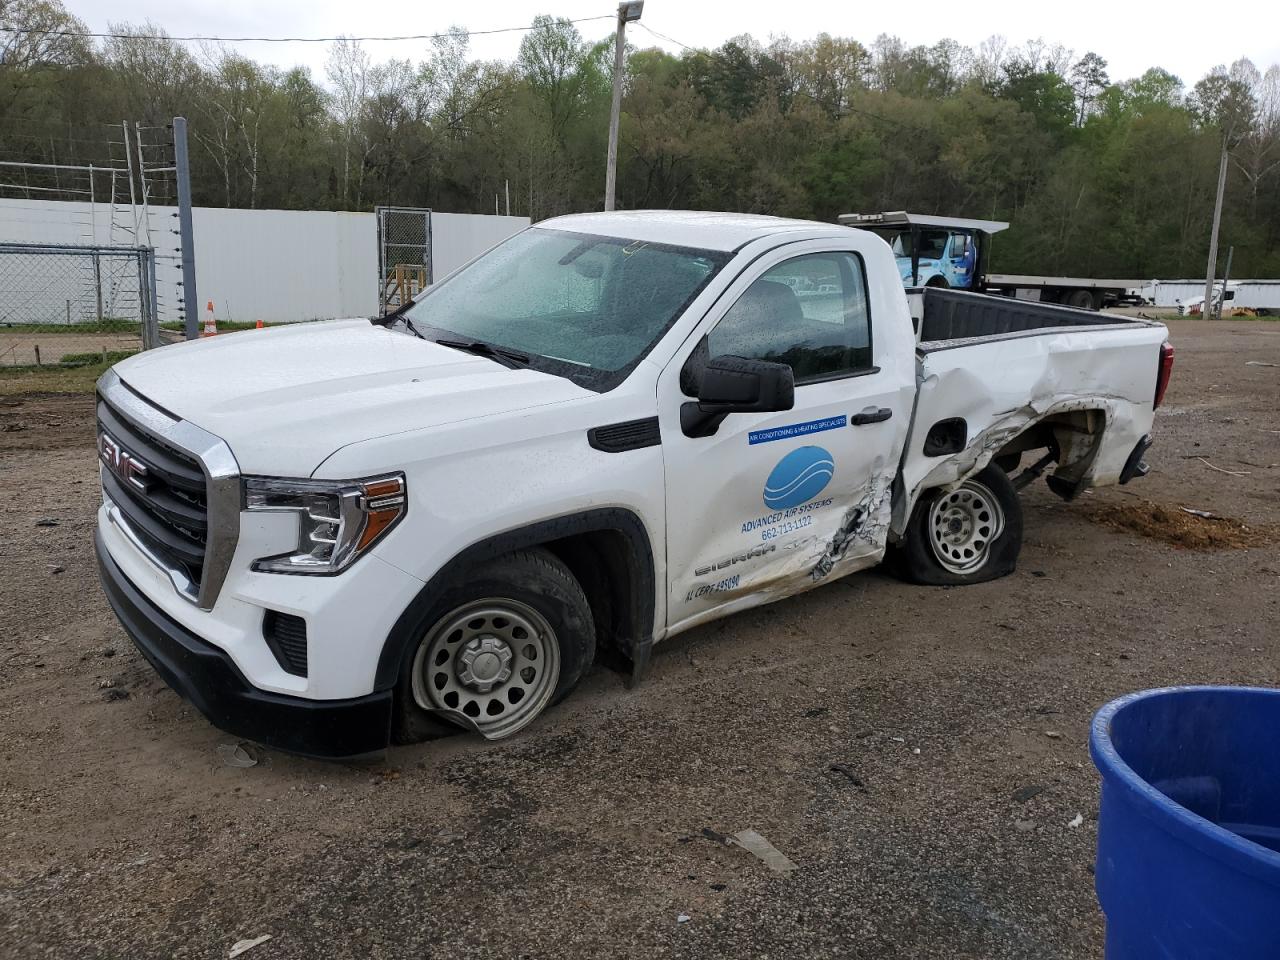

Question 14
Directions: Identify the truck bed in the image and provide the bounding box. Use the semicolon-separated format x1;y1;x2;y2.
896;286;1168;526
914;287;1144;346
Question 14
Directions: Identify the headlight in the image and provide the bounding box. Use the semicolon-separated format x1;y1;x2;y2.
243;474;406;574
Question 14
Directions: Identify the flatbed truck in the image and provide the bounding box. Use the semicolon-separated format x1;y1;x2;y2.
839;211;1145;310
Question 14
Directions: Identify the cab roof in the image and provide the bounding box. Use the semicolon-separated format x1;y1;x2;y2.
837;211;1010;234
537;210;852;253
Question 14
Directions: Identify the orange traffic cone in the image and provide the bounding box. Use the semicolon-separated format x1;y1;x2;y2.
255;319;264;330
202;300;218;337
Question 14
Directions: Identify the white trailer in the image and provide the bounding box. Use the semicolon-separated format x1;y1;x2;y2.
1137;279;1280;313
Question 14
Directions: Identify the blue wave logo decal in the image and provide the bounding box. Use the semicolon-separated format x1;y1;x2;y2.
763;445;835;510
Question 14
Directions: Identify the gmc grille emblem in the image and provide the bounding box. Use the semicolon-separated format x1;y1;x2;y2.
99;430;151;493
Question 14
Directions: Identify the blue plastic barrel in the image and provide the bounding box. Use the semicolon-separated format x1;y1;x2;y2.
1091;686;1280;959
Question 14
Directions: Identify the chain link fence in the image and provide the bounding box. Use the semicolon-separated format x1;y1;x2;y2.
0;242;159;367
376;206;432;314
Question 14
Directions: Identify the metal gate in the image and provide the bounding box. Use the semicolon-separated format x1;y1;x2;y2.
376;206;432;314
0;242;160;366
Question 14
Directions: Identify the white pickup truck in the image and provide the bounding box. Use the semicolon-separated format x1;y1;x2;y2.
95;211;1173;756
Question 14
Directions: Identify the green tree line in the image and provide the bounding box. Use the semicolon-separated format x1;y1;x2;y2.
3;0;1279;277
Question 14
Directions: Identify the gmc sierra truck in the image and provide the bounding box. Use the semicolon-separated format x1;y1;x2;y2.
94;211;1173;757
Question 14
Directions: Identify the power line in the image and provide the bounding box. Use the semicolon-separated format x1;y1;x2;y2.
0;16;613;44
634;23;693;54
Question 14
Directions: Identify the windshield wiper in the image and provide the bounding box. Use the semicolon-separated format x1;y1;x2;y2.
400;315;428;340
369;302;429;341
370;296;418;327
433;338;530;369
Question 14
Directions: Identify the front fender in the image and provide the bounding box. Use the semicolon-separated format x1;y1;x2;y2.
371;507;657;692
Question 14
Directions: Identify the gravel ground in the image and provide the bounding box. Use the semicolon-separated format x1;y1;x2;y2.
1;319;1278;959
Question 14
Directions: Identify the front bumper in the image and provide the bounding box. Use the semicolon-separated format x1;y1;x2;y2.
96;529;393;758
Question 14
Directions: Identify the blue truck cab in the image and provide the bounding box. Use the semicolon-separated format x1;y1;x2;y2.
839;211;1009;291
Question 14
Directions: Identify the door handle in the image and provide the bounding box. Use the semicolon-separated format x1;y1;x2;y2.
850;407;892;425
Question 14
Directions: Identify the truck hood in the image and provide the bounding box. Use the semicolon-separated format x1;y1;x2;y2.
112;319;592;475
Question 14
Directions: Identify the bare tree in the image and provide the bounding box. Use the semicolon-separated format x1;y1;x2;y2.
192;47;278;208
327;37;371;205
1229;61;1280;216
972;35;1007;90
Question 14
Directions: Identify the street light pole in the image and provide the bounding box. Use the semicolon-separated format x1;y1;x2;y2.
1202;135;1228;320
604;1;643;212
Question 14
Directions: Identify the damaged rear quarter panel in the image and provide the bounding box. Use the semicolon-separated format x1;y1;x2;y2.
896;324;1166;532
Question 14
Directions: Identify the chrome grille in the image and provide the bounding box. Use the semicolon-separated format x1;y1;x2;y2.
98;399;208;588
96;369;241;610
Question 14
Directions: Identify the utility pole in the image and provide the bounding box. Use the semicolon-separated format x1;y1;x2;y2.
173;116;199;341
1217;245;1234;320
604;1;643;212
1202;135;1228;320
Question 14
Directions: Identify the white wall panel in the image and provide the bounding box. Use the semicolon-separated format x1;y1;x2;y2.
0;199;527;324
429;212;528;280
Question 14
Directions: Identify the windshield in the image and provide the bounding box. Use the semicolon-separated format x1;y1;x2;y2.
875;228;947;260
402;227;729;391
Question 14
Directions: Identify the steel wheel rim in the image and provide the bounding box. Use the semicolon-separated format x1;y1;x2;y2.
927;479;1005;575
411;598;560;739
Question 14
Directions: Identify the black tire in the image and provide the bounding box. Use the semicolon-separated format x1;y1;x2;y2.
393;548;595;743
888;464;1023;586
993;452;1021;474
925;276;950;289
1066;289;1097;310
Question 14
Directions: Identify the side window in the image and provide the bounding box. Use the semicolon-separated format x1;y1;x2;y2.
706;252;872;383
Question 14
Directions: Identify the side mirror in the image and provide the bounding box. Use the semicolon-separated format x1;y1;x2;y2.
680;354;794;438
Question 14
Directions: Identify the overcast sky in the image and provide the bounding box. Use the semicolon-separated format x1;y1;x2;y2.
76;0;1279;88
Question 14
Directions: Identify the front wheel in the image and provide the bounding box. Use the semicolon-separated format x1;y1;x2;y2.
888;464;1023;585
394;549;595;742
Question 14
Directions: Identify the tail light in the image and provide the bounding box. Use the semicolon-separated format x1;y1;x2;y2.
1153;341;1174;409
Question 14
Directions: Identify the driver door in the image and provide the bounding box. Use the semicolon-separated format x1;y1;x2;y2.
657;239;913;635
947;232;975;289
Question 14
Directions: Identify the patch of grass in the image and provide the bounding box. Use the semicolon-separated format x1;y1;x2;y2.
0;360;111;395
57;350;137;366
159;319;261;332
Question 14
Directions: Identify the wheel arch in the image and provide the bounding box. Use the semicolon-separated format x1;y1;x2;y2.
990;408;1108;499
374;507;657;692
893;404;1112;537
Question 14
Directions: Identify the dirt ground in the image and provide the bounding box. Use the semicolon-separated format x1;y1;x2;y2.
1;320;1278;959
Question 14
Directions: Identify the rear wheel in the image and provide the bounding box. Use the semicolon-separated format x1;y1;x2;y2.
889;464;1023;585
1066;289;1097;310
394;549;595;742
993;452;1021;474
